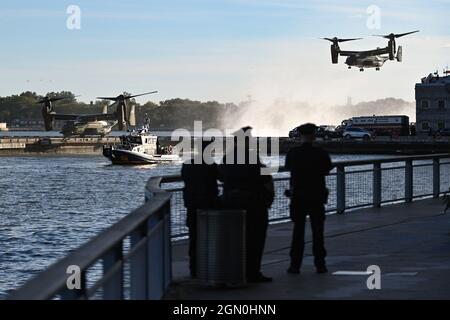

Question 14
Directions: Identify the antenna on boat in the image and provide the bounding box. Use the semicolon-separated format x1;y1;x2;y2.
144;113;150;131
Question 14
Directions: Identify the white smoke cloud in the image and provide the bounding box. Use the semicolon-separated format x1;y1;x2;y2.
221;98;414;136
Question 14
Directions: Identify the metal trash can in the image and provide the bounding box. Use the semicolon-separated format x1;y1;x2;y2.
197;210;247;287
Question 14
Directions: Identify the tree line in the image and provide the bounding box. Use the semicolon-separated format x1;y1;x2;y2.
0;91;244;129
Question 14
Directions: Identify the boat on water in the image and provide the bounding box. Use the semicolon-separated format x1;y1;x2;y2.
102;125;180;165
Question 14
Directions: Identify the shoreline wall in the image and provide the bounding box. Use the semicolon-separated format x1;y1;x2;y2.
1;136;450;156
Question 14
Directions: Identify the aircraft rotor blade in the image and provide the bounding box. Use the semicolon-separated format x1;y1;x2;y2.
50;97;68;102
395;30;420;38
322;37;362;43
373;30;419;39
373;34;390;38
96;97;118;101
37;96;68;104
97;91;157;101
338;38;363;42
126;91;158;99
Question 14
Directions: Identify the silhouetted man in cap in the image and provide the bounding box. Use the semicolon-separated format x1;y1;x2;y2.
219;126;274;282
285;123;333;274
181;139;220;278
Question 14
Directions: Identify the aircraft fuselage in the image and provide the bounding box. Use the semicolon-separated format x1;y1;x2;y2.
345;55;387;70
61;120;116;137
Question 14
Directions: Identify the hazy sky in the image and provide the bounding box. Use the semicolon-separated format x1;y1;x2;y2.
1;0;449;105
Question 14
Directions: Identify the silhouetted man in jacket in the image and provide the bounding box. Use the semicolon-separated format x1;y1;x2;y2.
285;123;333;274
219;126;274;283
181;139;220;278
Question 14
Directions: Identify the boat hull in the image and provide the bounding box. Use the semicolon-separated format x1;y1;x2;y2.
103;147;179;165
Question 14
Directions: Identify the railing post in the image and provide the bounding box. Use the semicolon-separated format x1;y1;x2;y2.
130;227;147;300
147;214;164;300
433;157;440;198
162;201;172;292
102;243;124;300
336;165;346;214
373;162;381;208
60;271;87;300
405;160;413;203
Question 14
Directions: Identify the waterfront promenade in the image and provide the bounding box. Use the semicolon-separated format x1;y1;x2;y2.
169;198;450;299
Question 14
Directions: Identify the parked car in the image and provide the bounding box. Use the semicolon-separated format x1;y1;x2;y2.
436;128;450;137
315;126;341;140
288;125;341;139
342;127;372;140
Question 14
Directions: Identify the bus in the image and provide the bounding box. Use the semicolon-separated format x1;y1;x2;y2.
341;115;410;136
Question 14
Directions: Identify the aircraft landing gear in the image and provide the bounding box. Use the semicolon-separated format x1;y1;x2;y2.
359;68;364;72
348;66;351;69
376;67;380;71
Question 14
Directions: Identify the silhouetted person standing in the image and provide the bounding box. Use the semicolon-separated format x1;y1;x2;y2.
181;139;219;278
219;126;274;282
285;123;333;274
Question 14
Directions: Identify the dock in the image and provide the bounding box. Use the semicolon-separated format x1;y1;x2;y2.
0;135;178;155
0;136;121;155
2;135;450;155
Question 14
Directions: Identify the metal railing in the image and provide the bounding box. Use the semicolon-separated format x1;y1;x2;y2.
7;180;172;300
164;153;450;238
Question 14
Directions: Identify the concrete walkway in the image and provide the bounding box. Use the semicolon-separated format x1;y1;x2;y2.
168;199;450;299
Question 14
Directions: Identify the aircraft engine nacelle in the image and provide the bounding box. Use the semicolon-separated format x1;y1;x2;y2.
128;105;136;127
396;45;402;62
331;46;339;64
388;39;396;60
116;102;128;131
42;104;54;131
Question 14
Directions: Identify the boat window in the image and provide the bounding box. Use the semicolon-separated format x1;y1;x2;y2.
124;136;142;144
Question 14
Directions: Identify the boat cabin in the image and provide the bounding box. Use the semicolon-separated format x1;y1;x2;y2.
120;132;158;155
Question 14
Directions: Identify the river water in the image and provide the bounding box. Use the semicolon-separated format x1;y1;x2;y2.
0;153;417;297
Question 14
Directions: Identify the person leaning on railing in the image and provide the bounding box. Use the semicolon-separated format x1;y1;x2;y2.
181;138;220;278
285;123;334;275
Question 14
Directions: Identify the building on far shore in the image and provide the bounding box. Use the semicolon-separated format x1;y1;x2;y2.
0;122;8;132
415;71;450;135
